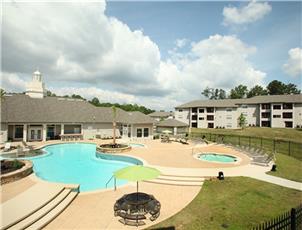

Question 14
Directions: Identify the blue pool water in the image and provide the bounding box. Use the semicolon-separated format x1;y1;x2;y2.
18;143;142;192
129;143;145;148
198;153;237;163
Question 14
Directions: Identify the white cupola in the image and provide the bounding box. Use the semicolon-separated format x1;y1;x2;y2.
25;70;46;98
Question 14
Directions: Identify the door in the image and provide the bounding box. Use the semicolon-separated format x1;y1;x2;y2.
29;127;43;141
137;128;142;138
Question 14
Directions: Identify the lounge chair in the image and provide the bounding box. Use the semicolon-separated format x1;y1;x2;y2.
3;142;11;152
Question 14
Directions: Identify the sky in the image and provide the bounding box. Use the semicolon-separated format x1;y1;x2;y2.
2;1;302;111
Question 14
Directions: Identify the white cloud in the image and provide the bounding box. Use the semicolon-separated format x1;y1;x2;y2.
2;2;163;96
158;35;265;101
283;48;302;77
175;39;188;48
2;2;267;110
223;1;272;26
1;72;27;92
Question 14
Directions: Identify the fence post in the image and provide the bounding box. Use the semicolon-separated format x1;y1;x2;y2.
209;133;212;141
249;136;251;148
291;208;296;230
288;141;291;156
273;139;276;153
260;137;263;149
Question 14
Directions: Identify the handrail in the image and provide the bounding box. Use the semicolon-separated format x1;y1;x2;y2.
105;175;116;191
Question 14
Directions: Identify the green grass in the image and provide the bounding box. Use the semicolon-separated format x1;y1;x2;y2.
149;177;302;230
191;127;302;142
268;153;302;182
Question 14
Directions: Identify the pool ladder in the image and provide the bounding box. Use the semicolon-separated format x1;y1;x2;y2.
105;175;117;191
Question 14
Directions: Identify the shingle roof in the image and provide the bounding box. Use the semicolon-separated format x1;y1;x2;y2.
176;94;302;109
118;111;155;124
237;94;302;104
155;119;188;127
148;111;174;117
0;94;153;124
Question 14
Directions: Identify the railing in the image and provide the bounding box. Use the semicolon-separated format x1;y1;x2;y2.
252;204;302;230
189;132;302;161
105;175;116;191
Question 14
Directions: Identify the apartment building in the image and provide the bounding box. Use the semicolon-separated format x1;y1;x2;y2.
175;94;302;129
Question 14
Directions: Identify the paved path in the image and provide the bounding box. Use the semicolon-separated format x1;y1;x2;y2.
149;163;302;191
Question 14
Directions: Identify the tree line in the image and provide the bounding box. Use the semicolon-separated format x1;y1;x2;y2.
46;92;154;114
201;80;301;100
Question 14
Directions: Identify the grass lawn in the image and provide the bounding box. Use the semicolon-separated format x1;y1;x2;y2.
150;177;302;230
191;127;302;143
268;153;302;182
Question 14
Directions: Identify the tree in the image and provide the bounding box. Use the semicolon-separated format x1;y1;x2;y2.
266;80;286;95
0;88;6;98
247;85;268;98
112;106;117;145
284;83;301;94
89;97;100;106
202;87;226;100
238;113;247;129
229;85;248;99
71;94;86;100
46;90;56;97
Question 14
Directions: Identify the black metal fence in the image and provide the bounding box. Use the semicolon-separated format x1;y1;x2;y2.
190;132;302;161
252;204;302;230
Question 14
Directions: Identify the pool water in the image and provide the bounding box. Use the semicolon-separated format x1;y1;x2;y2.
129;143;145;148
22;143;142;192
198;153;237;163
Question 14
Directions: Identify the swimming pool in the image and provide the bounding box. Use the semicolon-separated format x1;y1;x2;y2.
16;143;142;192
197;153;237;163
129;143;145;148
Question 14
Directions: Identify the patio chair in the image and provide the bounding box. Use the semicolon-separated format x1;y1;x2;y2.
3;142;11;152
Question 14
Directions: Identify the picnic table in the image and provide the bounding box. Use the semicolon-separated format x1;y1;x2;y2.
114;192;161;226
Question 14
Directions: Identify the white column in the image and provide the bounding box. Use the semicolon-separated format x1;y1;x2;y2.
131;124;134;139
173;127;177;136
61;124;64;135
23;124;27;142
42;124;47;141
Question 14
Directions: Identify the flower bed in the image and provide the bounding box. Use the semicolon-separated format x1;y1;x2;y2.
98;144;132;153
0;160;33;185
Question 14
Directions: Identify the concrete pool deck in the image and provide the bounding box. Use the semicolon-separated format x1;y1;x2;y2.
1;139;301;229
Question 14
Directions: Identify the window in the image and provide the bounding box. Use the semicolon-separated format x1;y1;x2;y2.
283;103;293;110
137;128;142;138
178;115;183;119
261;121;270;127
207;123;214;128
261;112;270;118
273;115;281;118
241;105;248;109
226;115;232;119
178;109;183;112
199;109;204;113
207;107;214;113
199;117;204;120
191;122;197;128
226;124;232;128
242;112;248;116
15;125;23;139
226;108;232;112
192;108;197;113
273;105;281;110
261;104;270;110
207;115;214;121
143;128;149;137
192;115;197;120
285;121;293;128
283;112;293;119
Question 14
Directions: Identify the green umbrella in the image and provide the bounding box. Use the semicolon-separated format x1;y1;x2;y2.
114;165;160;193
